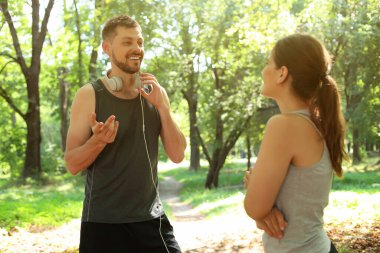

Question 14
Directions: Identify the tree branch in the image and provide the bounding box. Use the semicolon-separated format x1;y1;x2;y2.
0;0;28;75
0;59;16;74
332;34;346;60
0;51;17;62
195;125;212;164
32;0;54;65
223;116;252;159
0;85;26;119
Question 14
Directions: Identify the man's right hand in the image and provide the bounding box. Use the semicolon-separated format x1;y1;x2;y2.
91;113;119;144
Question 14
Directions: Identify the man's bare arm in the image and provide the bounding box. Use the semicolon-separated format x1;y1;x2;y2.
64;85;119;175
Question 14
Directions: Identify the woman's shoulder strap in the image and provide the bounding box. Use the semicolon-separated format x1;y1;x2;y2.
284;111;323;138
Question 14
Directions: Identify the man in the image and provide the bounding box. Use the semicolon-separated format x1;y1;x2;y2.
64;15;186;253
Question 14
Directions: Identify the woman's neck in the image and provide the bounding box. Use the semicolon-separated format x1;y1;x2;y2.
275;97;308;114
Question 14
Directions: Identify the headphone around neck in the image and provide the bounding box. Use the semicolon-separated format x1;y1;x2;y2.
105;70;123;92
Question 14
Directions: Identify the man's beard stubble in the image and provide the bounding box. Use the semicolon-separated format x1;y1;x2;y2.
112;52;141;74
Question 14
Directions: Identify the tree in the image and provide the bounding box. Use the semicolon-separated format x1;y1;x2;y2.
175;1;203;171
195;0;256;188
89;0;105;81
57;67;69;152
197;0;296;188
0;0;54;178
295;0;380;162
153;0;206;171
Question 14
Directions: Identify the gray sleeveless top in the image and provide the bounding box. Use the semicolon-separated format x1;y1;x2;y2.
81;78;163;223
263;110;333;253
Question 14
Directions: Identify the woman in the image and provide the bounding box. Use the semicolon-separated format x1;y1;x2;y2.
244;34;348;252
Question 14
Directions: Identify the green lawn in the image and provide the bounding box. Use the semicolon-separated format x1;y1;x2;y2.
0;157;379;241
160;158;380;220
0;173;84;231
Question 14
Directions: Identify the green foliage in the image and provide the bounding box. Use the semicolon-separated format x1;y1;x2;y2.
1;0;379;183
0;106;25;178
295;0;380;157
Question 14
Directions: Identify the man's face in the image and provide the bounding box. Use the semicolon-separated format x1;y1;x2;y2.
106;26;144;74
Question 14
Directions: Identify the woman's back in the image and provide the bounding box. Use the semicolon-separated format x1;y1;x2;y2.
263;110;333;253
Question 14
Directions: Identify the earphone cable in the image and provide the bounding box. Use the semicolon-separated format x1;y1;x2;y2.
139;93;170;253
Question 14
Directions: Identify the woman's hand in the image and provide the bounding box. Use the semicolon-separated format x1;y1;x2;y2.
255;207;288;239
243;168;252;188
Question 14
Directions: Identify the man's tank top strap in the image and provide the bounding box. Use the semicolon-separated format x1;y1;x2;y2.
91;79;104;92
90;79;105;117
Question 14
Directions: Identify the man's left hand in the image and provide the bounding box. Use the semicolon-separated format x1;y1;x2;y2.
138;73;169;111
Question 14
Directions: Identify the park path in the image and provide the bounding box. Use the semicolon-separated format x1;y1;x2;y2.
159;175;264;252
0;168;263;253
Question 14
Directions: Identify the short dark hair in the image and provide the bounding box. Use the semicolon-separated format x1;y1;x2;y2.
102;15;140;41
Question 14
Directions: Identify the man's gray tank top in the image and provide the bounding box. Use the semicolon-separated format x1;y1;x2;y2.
81;78;163;223
263;110;333;253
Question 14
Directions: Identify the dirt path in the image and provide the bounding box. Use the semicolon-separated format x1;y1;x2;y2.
159;176;263;253
0;219;80;253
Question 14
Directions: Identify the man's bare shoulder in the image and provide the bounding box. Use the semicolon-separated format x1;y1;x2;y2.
70;83;96;118
72;83;95;103
77;83;94;95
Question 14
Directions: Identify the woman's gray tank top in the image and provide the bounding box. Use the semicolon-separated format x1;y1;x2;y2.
263;110;333;253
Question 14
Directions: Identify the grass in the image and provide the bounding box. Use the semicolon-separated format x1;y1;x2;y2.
160;157;380;219
0;173;84;231
326;157;380;225
160;160;247;218
0;171;175;232
0;156;378;234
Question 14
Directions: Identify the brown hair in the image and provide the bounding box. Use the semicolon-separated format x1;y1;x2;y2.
273;34;348;177
102;15;140;41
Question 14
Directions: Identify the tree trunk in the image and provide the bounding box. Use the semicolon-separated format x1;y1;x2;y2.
246;134;252;169
352;127;361;163
188;96;200;171
205;162;220;188
88;0;103;80
205;150;229;189
58;67;69;152
23;76;41;178
73;0;83;86
182;68;201;171
205;103;223;188
205;156;220;188
89;49;98;81
205;160;216;188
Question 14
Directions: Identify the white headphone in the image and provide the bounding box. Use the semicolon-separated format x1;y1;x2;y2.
105;70;123;92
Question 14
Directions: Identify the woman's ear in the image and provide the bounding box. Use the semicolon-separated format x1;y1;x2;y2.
278;66;289;84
